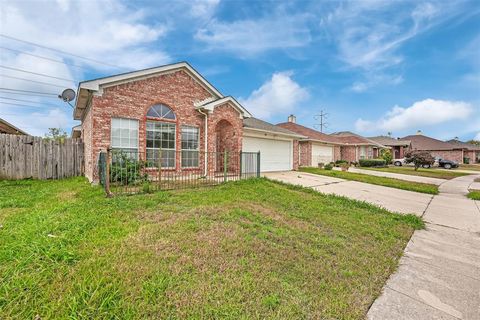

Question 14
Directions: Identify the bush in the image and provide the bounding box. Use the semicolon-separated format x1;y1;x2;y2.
324;164;333;170
404;151;434;171
359;159;386;167
110;152;148;185
334;160;348;167
380;149;393;164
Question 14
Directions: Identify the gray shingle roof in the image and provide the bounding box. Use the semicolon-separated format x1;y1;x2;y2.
368;135;411;147
243;117;303;137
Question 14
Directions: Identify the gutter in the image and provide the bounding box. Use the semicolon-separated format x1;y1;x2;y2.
243;127;306;139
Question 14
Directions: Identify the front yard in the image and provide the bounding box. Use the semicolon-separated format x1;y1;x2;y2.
300;167;439;194
467;190;480;200
0;178;422;319
362;166;469;179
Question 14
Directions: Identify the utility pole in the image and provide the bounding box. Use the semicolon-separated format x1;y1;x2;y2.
313;110;329;133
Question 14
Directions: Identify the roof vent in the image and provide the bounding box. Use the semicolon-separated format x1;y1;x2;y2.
288;114;296;123
416;130;423;135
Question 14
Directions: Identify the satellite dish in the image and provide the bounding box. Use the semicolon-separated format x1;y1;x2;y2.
59;88;76;102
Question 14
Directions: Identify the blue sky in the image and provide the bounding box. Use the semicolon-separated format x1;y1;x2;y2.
0;0;479;140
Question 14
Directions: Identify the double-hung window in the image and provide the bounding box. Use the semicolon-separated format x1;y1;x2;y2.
111;118;139;158
359;146;366;159
146;121;176;168
181;126;199;168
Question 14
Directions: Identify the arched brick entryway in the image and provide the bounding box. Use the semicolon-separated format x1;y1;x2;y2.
214;119;240;173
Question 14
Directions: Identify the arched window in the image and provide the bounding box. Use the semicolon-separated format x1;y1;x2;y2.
146;104;175;120
146;104;176;168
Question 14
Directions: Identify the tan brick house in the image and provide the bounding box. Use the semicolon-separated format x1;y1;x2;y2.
73;62;301;182
368;135;411;159
330;131;385;162
446;139;480;163
402;132;465;163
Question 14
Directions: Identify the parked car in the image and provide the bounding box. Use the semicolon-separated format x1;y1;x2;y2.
436;158;459;169
393;158;410;166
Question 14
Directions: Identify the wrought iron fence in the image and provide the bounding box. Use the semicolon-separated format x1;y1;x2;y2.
98;148;260;195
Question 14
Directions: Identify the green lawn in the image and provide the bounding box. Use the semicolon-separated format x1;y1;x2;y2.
467;190;480;200
0;178;422;319
300;167;439;195
460;164;480;172
361;166;469;180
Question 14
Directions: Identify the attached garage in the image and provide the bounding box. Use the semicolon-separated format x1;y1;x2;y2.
311;143;334;165
242;136;293;172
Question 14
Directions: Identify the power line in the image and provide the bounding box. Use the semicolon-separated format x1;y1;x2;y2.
0;46;89;70
0;96;50;104
0;65;75;82
0;74;67;88
0;87;59;96
0;101;63;109
0;34;125;70
313;110;329;133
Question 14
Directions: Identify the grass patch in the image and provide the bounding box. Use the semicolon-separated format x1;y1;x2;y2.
300;167;439;195
460;164;480;171
0;177;422;319
361;166;469;180
467;190;480;200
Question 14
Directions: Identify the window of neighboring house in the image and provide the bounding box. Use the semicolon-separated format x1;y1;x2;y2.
181;126;199;168
110;118;139;158
146;121;176;168
359;146;366;159
367;147;373;159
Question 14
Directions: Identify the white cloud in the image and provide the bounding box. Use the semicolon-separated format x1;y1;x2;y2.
355;99;474;132
239;72;309;119
475;132;480;140
195;13;312;56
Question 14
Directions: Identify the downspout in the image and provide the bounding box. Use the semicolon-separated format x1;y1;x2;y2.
198;108;208;176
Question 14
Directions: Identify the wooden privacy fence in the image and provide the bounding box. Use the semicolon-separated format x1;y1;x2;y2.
0;134;84;180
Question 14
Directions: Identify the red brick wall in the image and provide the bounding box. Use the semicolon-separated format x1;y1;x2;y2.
82;70;243;182
428;150;463;163
464;150;479;163
340;146;357;162
299;141;312;166
333;146;341;162
81;105;94;181
293;140;299;170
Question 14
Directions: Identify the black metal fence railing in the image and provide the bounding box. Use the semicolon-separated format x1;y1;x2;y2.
98;149;260;195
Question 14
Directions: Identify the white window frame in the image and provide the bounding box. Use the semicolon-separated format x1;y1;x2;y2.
110;117;139;157
146;120;176;168
181;125;200;168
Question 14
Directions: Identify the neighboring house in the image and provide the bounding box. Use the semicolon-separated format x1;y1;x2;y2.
73;62;301;182
402;131;465;163
330;131;385;162
446;139;480;163
277;115;343;166
0;118;28;135
368;135;411;159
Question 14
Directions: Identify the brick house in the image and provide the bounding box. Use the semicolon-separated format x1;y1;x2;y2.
330;131;385;162
368;135;411;159
402;132;465;163
73;62;301;182
446;139;480;163
277;117;385;165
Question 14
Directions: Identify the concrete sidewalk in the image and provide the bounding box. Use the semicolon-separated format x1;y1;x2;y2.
264;171;480;319
368;174;480;320
341;167;446;186
264;171;432;215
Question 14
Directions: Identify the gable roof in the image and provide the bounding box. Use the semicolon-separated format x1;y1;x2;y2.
402;134;462;151
277;122;344;144
368;135;411;147
331;131;385;147
244;118;306;138
0;118;29;135
74;61;224;120
446;139;480;151
197;96;252;118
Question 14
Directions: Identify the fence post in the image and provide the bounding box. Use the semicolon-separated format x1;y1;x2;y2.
105;147;113;197
158;149;162;188
239;151;242;180
223;151;228;182
257;151;261;178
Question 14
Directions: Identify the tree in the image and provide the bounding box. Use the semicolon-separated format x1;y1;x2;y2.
44;128;68;142
380;149;392;164
404;150;434;171
466;140;480;146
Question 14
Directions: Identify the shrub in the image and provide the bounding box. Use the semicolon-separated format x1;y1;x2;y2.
110;152;148;185
317;162;325;168
380;149;393;164
324;164;333;170
334;160;348;167
404;151;435;171
359;159;386;167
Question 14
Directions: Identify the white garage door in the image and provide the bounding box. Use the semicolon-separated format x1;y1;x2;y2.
311;144;334;165
242;136;292;172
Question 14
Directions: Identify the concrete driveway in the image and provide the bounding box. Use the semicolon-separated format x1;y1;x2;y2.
344;167;446;185
264;171;480;320
264;171;433;216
